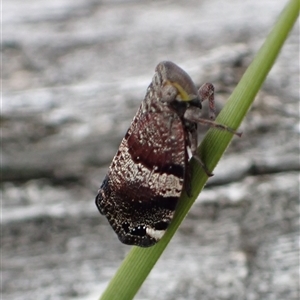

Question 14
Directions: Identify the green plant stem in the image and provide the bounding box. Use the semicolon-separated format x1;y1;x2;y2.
100;1;299;299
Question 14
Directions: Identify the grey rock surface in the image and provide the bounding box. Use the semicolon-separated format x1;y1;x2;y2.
2;0;299;299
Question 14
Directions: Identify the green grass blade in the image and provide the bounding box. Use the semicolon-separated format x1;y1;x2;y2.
100;1;299;299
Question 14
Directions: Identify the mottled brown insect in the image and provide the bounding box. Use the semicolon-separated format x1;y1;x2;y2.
95;61;240;247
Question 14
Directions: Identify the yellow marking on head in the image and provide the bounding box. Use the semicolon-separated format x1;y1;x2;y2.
166;80;194;101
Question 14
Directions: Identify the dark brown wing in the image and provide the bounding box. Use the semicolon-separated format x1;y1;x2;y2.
96;102;187;247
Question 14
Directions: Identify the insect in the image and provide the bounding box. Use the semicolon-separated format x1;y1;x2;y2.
95;61;241;247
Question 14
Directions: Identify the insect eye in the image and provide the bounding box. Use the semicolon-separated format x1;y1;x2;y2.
153;72;161;87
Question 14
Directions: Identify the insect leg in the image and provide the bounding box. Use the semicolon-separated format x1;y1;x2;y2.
198;83;216;120
189;127;214;177
184;106;242;137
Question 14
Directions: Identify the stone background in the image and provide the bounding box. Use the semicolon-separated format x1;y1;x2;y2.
2;0;299;299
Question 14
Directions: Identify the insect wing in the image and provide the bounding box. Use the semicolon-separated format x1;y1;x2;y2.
96;92;187;247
